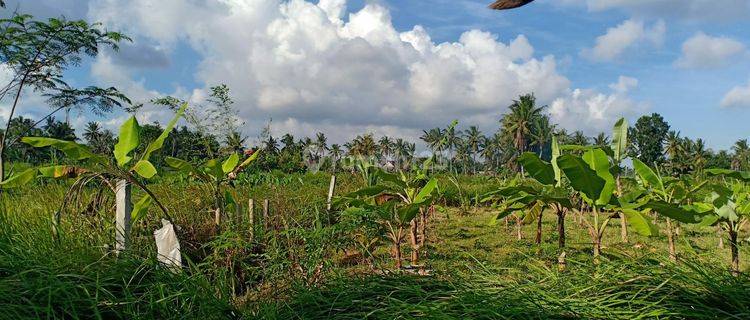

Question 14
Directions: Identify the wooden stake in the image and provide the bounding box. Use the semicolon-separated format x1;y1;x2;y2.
327;175;337;211
115;179;132;254
263;199;270;230
248;199;255;240
214;208;221;227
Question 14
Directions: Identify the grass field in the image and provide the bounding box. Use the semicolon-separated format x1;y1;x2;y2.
1;173;748;319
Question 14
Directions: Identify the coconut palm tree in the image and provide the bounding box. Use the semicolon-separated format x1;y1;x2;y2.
444;125;460;171
281;133;296;151
570;131;589;146
330;143;343;172
593;132;610;148
531;116;555;158
464;126;484;174
731;139;749;171
500;94;547;172
421;128;444;164
315;132;328;159
264;135;279;154
225;131;246;154
349;134;377;157
378;136;394;164
692;138;708;174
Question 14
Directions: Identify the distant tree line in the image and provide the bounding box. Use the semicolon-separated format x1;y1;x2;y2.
3;92;747;178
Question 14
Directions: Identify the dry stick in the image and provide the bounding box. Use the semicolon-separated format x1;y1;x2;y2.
263;199;270;233
214;208;221;227
115;179;132;254
326;175;336;211
248;199;255;241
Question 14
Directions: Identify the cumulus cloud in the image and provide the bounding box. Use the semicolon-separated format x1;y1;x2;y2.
721;79;750;108
550;76;647;135
78;0;644;143
675;32;747;69
582;19;665;62
609;76;638;94
561;0;750;22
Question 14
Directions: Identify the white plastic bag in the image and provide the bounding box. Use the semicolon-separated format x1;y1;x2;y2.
154;219;182;271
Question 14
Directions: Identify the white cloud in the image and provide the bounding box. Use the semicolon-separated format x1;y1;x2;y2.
550;77;647;134
80;0;644;144
675;32;747;69
582;19;665;62
609;76;638;94
721;79;750;108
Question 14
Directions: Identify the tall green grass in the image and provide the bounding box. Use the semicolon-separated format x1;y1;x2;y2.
257;256;749;319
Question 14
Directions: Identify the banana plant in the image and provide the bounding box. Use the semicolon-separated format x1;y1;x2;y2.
13;103;188;224
165;150;260;226
611;118;630;242
556;147;656;259
335;159;439;269
632;159;707;261
484;136;573;248
699;169;750;275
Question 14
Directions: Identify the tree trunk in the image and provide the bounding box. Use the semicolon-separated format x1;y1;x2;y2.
666;218;676;262
535;210;543;245
557;210;566;248
729;228;740;276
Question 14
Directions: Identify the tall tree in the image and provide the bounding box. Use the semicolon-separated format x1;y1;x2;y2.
464;126;484;174
500;94;546;172
630;113;670;167
0;13;130;180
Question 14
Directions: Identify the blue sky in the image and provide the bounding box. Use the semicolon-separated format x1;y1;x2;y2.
2;0;749;150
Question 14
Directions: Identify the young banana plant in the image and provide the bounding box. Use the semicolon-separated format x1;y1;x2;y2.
556;147;657;260
164;150;260;227
632;159;708;261
484;136;573;248
699;169;750;275
6;103;189;225
335;159;439;269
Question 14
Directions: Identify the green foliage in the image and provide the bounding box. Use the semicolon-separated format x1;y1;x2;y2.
114;117;140;167
630;113;670;166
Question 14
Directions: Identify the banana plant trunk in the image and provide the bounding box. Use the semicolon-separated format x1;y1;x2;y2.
516;215;523;240
666;218;677;262
409;219;419;266
557;209;566;248
729;228;740;276
535;210;543;245
616;176;628;243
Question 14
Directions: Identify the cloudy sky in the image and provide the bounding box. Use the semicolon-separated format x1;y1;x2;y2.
2;0;750;150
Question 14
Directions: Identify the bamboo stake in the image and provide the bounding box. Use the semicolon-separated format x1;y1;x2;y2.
115;180;132;254
327;175;336;211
